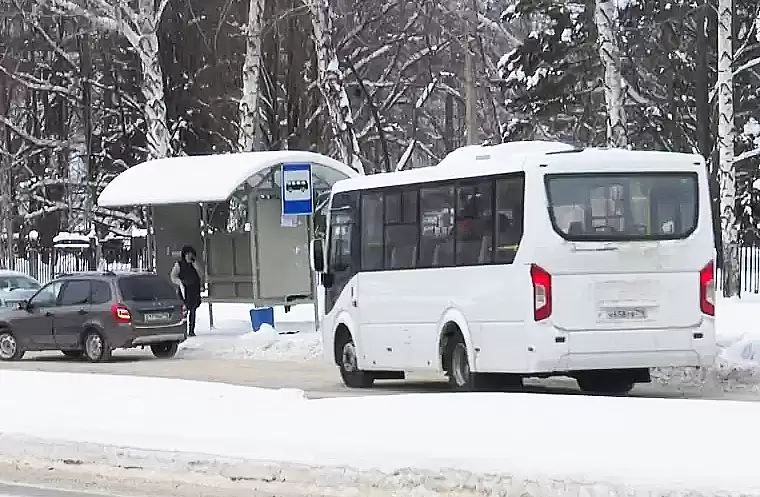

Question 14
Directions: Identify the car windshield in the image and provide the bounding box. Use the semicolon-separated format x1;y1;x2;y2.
0;275;40;291
118;275;178;302
545;172;699;241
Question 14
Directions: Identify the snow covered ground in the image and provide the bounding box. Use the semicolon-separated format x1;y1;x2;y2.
177;303;322;362
1;370;758;495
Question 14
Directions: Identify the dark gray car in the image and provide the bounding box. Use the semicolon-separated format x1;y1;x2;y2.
0;271;187;362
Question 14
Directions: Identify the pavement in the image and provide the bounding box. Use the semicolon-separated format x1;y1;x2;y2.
0;483;127;497
1;348;758;401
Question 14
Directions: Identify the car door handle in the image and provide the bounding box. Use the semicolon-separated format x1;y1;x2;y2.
78;309;88;315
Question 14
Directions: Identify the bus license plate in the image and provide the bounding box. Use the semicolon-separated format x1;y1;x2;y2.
602;308;647;320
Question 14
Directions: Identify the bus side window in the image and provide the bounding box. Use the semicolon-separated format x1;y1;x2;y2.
361;193;384;270
329;222;353;272
494;175;525;264
327;192;359;274
384;190;419;270
420;185;455;267
455;181;493;265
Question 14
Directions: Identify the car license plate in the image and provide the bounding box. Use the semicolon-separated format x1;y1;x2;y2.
602;308;647;320
144;312;170;322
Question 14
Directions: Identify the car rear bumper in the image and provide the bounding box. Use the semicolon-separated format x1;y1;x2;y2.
131;332;186;346
112;322;187;348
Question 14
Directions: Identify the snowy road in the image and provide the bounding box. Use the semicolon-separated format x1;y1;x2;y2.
0;349;758;401
0;483;119;497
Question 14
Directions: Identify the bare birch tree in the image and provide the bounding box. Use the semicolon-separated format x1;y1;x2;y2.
239;0;265;152
44;0;172;161
307;0;364;173
0;76;13;268
595;0;627;148
718;0;739;296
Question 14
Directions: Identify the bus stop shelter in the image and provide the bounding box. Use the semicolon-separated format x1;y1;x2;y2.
97;151;357;326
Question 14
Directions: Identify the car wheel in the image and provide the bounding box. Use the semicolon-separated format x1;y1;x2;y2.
62;350;84;359
0;330;23;361
83;330;112;363
150;342;179;359
336;333;374;388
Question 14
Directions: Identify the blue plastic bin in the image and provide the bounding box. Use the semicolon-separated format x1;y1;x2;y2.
250;307;275;332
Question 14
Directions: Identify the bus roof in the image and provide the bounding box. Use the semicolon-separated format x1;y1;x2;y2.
332;143;705;194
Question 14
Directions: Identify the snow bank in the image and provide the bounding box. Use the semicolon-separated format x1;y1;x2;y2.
1;370;759;495
179;303;322;362
653;295;760;390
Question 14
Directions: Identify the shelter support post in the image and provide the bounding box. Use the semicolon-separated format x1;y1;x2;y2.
145;206;155;271
201;203;214;329
308;214;319;333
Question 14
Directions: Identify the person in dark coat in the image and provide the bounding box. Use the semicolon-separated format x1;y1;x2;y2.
170;245;203;337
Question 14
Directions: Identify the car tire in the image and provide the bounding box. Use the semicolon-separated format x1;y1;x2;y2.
151;342;179;359
62;350;84;359
336;333;374;388
83;330;112;363
0;330;24;361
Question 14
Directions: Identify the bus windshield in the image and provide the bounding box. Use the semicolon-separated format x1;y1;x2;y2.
545;172;698;241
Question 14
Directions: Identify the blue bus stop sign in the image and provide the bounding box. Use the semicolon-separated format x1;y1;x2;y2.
281;163;313;215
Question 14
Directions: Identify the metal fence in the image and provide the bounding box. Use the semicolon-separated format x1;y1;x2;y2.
723;245;760;295
5;243;151;284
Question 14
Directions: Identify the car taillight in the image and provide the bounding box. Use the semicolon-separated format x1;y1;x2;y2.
531;264;552;321
181;305;187;320
111;303;132;324
700;260;715;316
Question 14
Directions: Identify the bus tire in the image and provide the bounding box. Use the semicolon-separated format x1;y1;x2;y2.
446;333;478;391
336;331;374;388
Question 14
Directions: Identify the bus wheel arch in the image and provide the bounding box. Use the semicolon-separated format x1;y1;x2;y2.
333;323;374;388
333;323;352;366
437;312;475;373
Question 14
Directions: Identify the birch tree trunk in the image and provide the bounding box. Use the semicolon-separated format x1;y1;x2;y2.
308;0;364;173
49;0;172;161
717;0;740;297
138;0;170;160
595;0;627;148
238;0;265;152
0;76;12;269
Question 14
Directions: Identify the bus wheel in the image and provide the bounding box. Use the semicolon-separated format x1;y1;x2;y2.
337;334;374;388
447;335;476;391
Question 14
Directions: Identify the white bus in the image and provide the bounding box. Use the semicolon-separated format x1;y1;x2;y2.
310;142;717;394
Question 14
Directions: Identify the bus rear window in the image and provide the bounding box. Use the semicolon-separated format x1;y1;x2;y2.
545;172;698;241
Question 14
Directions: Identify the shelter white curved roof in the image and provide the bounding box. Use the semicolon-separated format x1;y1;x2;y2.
97;151;358;207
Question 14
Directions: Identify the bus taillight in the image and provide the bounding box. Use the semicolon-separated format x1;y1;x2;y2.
700;260;715;316
531;264;552;321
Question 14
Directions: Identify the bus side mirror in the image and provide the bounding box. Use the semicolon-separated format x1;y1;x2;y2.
310;238;326;273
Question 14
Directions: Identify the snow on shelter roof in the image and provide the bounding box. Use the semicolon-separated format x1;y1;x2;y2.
97;151;358;208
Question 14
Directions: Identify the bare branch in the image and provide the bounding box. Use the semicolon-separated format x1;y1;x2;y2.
0;116;70;150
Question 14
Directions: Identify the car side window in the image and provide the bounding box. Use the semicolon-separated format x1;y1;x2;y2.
30;281;63;308
90;280;112;305
59;280;91;306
